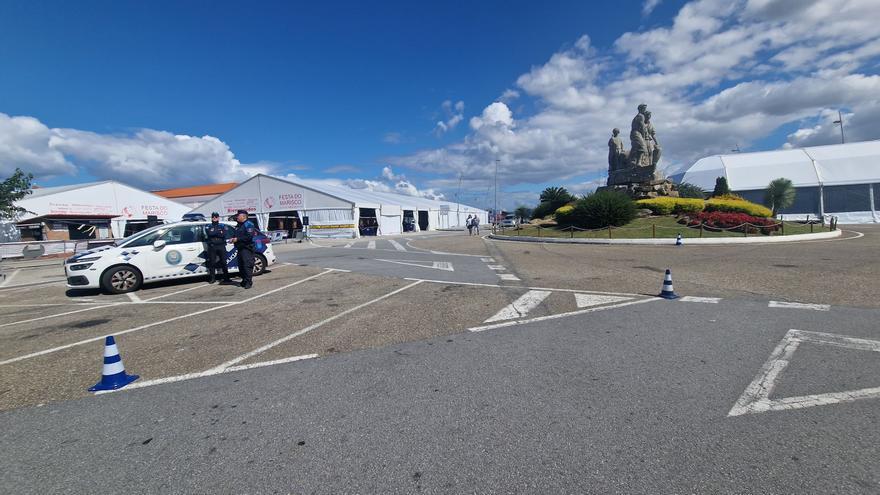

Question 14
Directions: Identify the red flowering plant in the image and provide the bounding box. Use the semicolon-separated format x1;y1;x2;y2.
678;211;780;235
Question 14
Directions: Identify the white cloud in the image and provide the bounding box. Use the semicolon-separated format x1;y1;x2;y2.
383;132;402;144
433;100;465;135
390;0;880;207
642;0;663;17
0;113;76;177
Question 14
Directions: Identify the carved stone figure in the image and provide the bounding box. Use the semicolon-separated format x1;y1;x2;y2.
627;104;650;167
608;128;626;172
644;110;661;167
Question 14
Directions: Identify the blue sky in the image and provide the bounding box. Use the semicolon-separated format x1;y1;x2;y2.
1;0;879;210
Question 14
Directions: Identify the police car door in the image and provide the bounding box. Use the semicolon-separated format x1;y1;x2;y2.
144;224;207;281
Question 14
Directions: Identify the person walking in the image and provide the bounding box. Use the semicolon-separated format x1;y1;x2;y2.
205;212;230;284
471;215;480;235
229;209;256;289
466;214;473;236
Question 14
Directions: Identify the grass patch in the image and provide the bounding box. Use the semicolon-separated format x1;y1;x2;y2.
494;216;831;239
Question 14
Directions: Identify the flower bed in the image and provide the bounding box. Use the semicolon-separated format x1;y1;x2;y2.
679;211;780;234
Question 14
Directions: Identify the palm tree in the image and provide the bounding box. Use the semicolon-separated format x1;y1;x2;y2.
539;186;573;209
514;206;531;223
764;178;796;217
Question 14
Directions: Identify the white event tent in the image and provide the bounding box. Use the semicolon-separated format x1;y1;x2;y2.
188;174;488;238
682;140;880;223
14;181;191;240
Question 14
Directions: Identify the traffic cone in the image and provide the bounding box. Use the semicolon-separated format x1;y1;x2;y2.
659;269;679;299
89;336;139;392
675;233;683;246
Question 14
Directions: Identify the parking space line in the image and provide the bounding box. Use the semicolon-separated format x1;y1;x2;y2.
367;241;376;249
144;282;212;301
0;269;336;366
127;292;142;303
487;265;505;270
768;301;830;311
480;258;495;262
469;297;660;333
485;290;551;323
206;280;424;372
0;303;104;307
498;274;520;281
0;303;124;330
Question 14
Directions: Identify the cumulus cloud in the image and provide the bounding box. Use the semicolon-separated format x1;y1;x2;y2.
0;111;271;189
433;100;465;135
390;0;880;208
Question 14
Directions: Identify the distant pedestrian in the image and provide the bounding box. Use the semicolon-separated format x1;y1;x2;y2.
229;209;256;289
466;214;473;235
205;212;230;284
471;215;480;235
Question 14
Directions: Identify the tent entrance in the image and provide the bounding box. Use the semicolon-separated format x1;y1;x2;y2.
403;210;416;232
359;208;378;236
417;210;429;231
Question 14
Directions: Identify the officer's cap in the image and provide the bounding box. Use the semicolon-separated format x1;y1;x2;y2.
211;212;220;218
236;209;249;216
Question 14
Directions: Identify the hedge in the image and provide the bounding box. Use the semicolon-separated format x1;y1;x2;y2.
704;197;772;217
679;211;780;234
636;197;705;215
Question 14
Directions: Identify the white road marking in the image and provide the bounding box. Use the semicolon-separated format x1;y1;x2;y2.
387;239;407;252
0;303;124;330
375;259;455;272
207;280;424;372
144;283;212;301
768;301;830;311
126;292;143;303
343;242;354;248
0;269;19;287
728;329;880;416
498;274;520;281
98;354;320;394
480;258;495;263
469;297;659;332
574;293;633;308
403;278;642;297
0;270;336;366
0;303;103;308
487;265;505;270
485;290;552;323
367;241;376;249
680;296;722;304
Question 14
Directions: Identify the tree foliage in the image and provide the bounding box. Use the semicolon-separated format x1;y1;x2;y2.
533;186;574;219
764;177;796;217
0;168;35;219
676;181;706;199
711;176;731;197
514;206;532;223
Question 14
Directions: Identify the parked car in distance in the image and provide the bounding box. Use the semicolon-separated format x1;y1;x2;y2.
499;214;518;228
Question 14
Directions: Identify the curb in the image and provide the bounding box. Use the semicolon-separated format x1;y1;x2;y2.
488;229;842;245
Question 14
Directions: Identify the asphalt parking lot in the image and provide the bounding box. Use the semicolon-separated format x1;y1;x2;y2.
1;228;878;493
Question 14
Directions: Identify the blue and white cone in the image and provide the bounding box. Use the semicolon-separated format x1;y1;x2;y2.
659;268;679;299
675;233;683;246
89;336;139;392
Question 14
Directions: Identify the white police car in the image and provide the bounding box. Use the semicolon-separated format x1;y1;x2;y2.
64;220;277;294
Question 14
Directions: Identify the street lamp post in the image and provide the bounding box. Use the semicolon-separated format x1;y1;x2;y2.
833;110;846;144
494;159;500;225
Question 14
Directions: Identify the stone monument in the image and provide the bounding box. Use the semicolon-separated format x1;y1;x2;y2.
601;104;677;199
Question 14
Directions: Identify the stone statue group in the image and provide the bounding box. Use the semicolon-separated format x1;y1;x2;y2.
608;103;662;172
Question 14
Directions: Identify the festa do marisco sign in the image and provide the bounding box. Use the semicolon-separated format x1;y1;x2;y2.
222;193;304;214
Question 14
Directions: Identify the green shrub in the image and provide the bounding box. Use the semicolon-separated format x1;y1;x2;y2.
531;201;556;219
712;176;731;197
705;197;772;217
676;182;707;199
636;197;705;215
559;190;636;229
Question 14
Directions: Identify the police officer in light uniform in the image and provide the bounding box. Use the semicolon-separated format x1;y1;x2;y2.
229;209;256;289
205;212;230;284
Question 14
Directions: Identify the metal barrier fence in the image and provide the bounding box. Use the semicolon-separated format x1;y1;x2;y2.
0;239;120;260
493;217;837;239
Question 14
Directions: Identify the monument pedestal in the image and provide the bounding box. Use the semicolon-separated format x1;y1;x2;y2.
600;165;678;200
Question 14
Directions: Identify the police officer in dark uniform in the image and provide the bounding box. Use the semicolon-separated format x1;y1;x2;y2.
205;212;230;284
229;209;256;289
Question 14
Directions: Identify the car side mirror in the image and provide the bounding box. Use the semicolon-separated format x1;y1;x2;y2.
152;240;167;250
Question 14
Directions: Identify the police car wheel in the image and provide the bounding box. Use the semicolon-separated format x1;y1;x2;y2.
253;254;267;276
101;266;143;294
